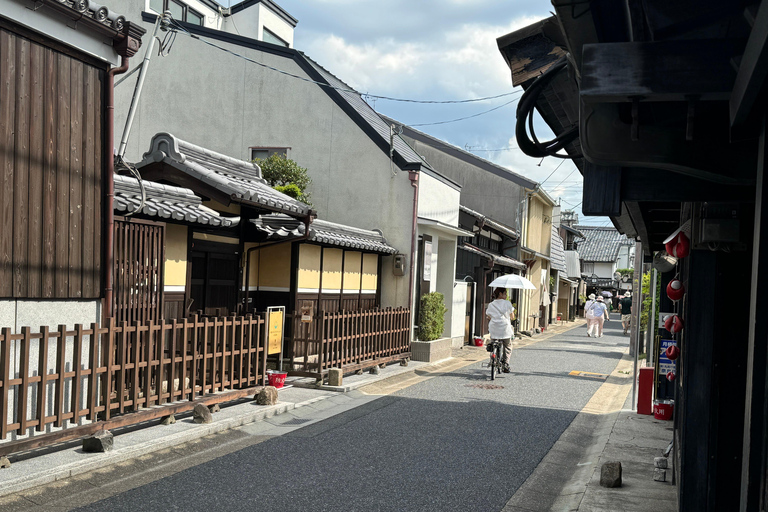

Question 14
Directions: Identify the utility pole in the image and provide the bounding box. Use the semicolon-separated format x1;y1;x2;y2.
630;240;644;411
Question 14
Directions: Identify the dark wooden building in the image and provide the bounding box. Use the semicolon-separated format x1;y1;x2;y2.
499;3;768;510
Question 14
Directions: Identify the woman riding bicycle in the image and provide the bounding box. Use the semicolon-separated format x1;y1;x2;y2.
486;287;516;373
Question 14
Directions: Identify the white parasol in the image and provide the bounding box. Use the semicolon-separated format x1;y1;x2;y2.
488;274;536;290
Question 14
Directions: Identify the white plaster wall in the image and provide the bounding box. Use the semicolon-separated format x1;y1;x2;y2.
594;262;616;279
2;0;119;65
451;281;467;347
418;173;460;226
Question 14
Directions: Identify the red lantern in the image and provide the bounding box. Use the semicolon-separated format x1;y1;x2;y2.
667;279;685;301
664;314;684;333
666;371;676;382
665;344;680;361
664;228;691;259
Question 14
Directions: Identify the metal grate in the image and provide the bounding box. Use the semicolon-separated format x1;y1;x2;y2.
282;418;312;426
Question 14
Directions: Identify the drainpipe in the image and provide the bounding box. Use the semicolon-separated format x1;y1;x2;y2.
244;215;312;312
482;258;495;337
408;170;419;323
105;56;131;321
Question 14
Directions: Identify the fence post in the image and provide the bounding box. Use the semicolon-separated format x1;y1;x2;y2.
87;323;100;422
102;317;116;420
36;326;50;431
71;324;84;425
0;327;10;439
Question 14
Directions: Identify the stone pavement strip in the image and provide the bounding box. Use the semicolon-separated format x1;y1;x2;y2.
502;346;677;512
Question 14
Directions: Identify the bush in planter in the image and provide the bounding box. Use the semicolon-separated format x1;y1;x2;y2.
418;292;447;341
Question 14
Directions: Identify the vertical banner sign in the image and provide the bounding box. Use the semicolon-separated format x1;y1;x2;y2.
267;307;285;355
300;301;313;323
658;339;677;375
423;240;432;281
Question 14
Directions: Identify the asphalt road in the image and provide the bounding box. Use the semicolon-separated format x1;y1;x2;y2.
72;316;628;512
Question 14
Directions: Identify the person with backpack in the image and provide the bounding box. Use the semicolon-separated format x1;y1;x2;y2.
586;296;609;337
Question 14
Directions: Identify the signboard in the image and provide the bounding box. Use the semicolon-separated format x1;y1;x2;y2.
267;307;285;355
658;339;677;375
423;240;432;281
300;301;313;323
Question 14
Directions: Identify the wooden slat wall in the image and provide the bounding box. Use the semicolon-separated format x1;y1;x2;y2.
114;219;165;325
0;25;104;299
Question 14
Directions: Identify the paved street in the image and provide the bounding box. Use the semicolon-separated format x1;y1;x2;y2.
6;319;630;512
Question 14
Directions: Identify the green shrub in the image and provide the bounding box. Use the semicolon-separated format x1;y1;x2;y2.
274;183;302;200
418;292;447;341
254;153;312;205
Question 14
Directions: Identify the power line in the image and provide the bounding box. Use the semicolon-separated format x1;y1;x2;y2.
554;168;579;188
167;18;520;105
540;159;566;186
409;96;521;126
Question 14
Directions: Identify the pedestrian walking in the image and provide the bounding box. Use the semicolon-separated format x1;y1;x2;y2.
586;296;609;337
486;288;516;373
584;293;596;336
620;291;633;335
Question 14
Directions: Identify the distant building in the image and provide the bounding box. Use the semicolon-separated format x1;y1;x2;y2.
575;225;634;299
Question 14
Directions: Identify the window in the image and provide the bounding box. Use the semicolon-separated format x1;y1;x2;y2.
149;0;204;26
583;262;594;275
262;27;289;47
250;147;289;161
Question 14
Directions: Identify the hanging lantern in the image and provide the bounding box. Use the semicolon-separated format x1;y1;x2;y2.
667;279;685;301
665;344;680;361
666;371;676;382
663;225;691;259
664;314;684;333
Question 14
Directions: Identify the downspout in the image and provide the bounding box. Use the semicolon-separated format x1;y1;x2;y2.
105;56;131;320
244;215;312;312
408;170;419;328
482;257;495;337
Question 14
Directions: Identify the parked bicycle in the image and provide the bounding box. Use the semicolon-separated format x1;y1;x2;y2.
484;339;505;380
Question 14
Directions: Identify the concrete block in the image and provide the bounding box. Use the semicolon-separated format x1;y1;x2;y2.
654;456;668;469
600;461;622;488
328;368;343;386
369;366;380;375
411;337;451;362
82;430;113;453
653;468;667;482
193;404;213;424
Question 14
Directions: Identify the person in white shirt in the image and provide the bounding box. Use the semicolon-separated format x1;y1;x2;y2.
586;296;610;337
584;293;596;336
486;287;516;373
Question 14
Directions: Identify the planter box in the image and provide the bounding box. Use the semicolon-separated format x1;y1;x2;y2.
411;337;452;363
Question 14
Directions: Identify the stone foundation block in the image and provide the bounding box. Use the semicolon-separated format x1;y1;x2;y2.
600;461;622;488
160;414;176;425
654;456;668;469
328;368;343;386
411;338;451;363
83;430;114;453
193;404;213;424
255;386;278;405
653;468;667;482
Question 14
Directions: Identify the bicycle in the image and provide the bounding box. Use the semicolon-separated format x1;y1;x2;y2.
484;339;505;380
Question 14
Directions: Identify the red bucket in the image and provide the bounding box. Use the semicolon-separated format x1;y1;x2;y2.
267;371;287;389
473;336;484;347
654;400;674;421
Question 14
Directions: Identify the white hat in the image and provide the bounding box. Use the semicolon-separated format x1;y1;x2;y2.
588;293;596;300
597;296;604;301
624;291;631;297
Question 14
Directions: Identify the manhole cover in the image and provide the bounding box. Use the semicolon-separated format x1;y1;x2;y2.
282;418;312;426
465;383;504;390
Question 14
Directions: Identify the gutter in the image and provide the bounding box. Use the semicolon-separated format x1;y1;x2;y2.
105;56;131;321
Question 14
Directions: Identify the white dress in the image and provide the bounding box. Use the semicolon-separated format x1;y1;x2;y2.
486;299;515;339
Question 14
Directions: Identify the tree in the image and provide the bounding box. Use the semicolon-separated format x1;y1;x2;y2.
254;153;312;205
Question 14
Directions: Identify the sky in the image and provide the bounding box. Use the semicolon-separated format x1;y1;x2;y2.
273;0;610;226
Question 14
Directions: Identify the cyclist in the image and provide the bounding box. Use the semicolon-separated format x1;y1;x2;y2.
486;287;516;373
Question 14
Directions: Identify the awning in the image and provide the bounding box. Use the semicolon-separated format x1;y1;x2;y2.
521;245;551;261
114;175;240;227
418;217;475;237
135;132;312;218
251;215;398;254
459;243;527;271
459;205;519;239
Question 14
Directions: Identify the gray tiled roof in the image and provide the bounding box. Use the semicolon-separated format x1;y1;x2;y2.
459;243;527;271
300;55;431;171
550;224;567;272
136;133;312;217
574;225;633;262
114;175;240;227
250;215;398;254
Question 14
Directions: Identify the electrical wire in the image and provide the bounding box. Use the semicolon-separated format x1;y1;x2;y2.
554;168;579;188
114;155;146;216
409;95;521;127
165;17;519;105
539;159;566;186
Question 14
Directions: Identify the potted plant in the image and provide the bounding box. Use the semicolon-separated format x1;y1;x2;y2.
411;292;452;362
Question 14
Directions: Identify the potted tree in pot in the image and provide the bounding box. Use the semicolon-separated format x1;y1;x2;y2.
411;292;452;362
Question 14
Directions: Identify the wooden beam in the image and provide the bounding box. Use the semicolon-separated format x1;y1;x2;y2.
582;40;738;103
621;168;750;202
731;1;768;127
582;163;621;216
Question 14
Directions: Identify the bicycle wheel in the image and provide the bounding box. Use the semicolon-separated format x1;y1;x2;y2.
490;352;496;380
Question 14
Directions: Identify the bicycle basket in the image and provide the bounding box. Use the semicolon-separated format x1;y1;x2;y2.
486;343;494;352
